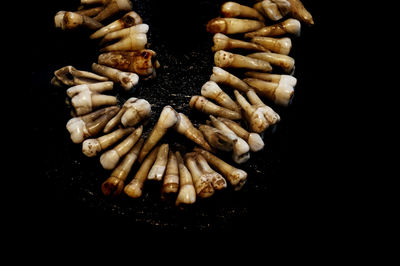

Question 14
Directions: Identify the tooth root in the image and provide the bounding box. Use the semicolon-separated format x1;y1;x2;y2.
199;124;234;152
212;33;267;52
54;66;108;86
245;18;301;38
124;145;160;199
185;153;214;198
214;50;272;72
93;0;133;22
147;144;169;181
206;18;264;34
287;0;314;25
201;81;241;113
210;67;251;93
161;151;180;199
100;125;143;170
195;153;227;190
174;113;213;152
193;147;247;190
103;107;125;133
175;151;196;206
247;52;295;73
190;95;241;120
101;137;144;197
138;106;178;163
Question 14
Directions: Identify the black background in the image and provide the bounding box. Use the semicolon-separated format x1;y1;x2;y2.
31;0;331;233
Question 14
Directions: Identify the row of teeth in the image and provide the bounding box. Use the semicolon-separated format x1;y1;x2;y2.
53;0;313;207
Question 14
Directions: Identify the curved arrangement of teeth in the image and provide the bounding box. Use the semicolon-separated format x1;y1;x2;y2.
53;0;313;207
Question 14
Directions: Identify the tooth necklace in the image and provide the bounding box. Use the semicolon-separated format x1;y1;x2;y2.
53;0;314;207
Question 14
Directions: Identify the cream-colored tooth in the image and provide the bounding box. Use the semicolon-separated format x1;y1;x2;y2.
246;89;280;125
82;127;134;157
287;0;314;25
147;143;169;181
103;105;126;133
101;138;144;197
173;113;213;152
100;125;143;170
175;151;196;206
221;2;265;22
100;24;149;44
100;33;147;52
245;18;301;38
253;2;267;17
54;65;108;87
124;146;159;199
244;78;294;106
66;106;120;143
214;50;272;72
161;151;179;199
206;18;264;34
261;0;283;21
93;0;133;22
76;6;105;17
234;90;269;133
66;82;113;97
193;147;247;190
209;115;250;164
54;11;66;28
245;71;297;87
198;124;234;152
251;37;292;55
92;63;138;91
90;11;143;39
201;81;241;113
247;52;295;73
190;95;241;120
138;106;178;163
195;154;227;190
212;33;267;52
61;12;103;30
210;67;251;93
185;153;214;198
218;117;264;152
121;98;151;127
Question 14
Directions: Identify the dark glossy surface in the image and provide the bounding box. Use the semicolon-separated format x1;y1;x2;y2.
32;0;326;232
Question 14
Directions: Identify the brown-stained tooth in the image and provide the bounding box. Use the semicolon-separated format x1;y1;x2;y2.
76;6;105;17
210;67;251;93
221;2;265;22
287;0;314;25
189;95;242;120
92;63;138;91
251;36;292;55
212;33;267;52
206;17;264;34
52;65;108;87
247;52;295;73
161;151;180;200
214;50;272;72
198;124;234;152
195;153;227;190
185;153;214;198
175;151;196;206
55;11;103;30
93;0;133;22
244;18;301;38
201;81;240;113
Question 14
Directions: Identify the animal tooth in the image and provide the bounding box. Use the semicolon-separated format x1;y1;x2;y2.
247;52;295;73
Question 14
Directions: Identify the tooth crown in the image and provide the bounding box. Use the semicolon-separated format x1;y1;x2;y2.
214;50;234;68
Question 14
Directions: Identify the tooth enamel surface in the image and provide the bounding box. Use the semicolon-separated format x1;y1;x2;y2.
82;139;101;157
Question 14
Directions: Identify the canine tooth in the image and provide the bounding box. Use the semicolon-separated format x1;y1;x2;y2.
251;36;292;55
99;24;148;52
245;18;301;38
101;138;144;196
210;67;251;93
53;65;108;87
244;78;294;106
212;33;267;52
201;81;240;112
90;11;143;39
161;151;180;199
195;153;227;190
198;124;234;152
147;143;169;181
93;0;133;22
92;63;138;91
138;106;178;163
175;151;196;206
206;18;264;34
174;113;212;151
185;153;214;198
124;146;159;198
190;95;241;120
221;2;265;22
100;125;143;170
214;50;272;72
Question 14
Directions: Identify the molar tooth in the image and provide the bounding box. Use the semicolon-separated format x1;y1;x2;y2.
198;124;234;152
57;11;103;30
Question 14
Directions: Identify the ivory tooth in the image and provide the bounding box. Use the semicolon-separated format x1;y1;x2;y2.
198;124;234;152
244;18;301;38
214;50;272;72
101;138;144;197
234;90;269;133
193;148;247;190
210;67;251;93
206;18;264;34
175;151;196;206
138;106;178;163
212;33;267;53
251;36;292;55
244;78;294;106
90;11;143;39
53;65;108;87
99;24;149;52
221;2;265;22
92;63;138;91
66;106;120;143
147;143;169;181
260;0;283;21
190;95;241;120
245;71;297;87
93;0;133;22
174;113;212;151
82;127;134;157
185;153;214;198
161;151;180;199
59;11;103;30
100;125;143;170
287;0;314;25
201;81;240;113
218;117;264;152
247;52;295;73
246;89;280;124
98;50;157;76
124;146;159;199
195;153;227;190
